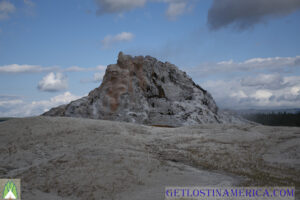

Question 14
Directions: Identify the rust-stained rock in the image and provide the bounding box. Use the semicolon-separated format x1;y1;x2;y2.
43;52;236;126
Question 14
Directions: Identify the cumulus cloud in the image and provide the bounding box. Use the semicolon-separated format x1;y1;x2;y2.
38;72;68;92
101;32;134;48
80;65;106;83
208;0;300;30
201;74;300;109
95;0;146;14
0;92;81;117
0;0;15;20
31;92;80;113
80;72;105;83
189;55;300;109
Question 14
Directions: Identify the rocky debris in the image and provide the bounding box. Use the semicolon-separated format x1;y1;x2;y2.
43;52;236;126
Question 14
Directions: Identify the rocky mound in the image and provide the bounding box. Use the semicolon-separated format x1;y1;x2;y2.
43;52;229;126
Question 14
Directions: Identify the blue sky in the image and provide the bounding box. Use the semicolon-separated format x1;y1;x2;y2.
0;0;300;117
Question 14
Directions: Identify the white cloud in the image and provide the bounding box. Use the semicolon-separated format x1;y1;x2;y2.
161;0;192;20
166;2;186;20
201;74;300;109
0;0;15;20
291;86;300;96
95;0;146;14
0;64;59;73
0;64;107;73
80;71;105;83
64;66;86;72
253;90;273;100
241;73;286;90
38;72;68;92
36;92;80;108
79;65;106;83
101;32;134;48
230;90;247;99
0;98;23;106
94;65;107;71
93;72;104;82
24;0;35;7
192;55;300;76
0;92;81;117
190;55;300;109
95;0;190;20
65;65;107;72
23;0;35;16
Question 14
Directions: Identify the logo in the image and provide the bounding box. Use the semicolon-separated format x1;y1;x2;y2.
0;179;20;200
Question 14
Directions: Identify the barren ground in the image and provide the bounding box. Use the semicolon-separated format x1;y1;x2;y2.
0;117;299;199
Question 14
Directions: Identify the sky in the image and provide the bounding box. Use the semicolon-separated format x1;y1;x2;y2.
0;0;300;117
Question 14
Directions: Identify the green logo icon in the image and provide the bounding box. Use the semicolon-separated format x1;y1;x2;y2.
2;180;18;200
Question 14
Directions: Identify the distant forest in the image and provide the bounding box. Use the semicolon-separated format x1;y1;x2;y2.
243;112;300;127
0;118;14;123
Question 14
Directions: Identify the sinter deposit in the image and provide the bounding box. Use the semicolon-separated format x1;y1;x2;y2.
44;52;241;126
0;117;299;200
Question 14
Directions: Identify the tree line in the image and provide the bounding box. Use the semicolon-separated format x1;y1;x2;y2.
242;112;300;127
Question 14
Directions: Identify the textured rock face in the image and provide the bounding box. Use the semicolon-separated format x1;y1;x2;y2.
44;52;225;126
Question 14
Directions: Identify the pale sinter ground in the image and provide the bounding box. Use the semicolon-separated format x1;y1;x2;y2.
0;117;299;200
